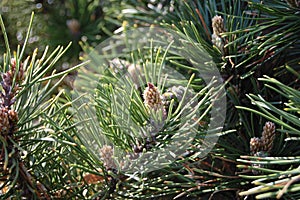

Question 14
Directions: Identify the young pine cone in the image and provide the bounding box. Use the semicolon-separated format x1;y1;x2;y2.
0;58;22;136
261;122;276;153
66;19;81;37
249;137;262;155
2;58;24;84
0;107;10;134
211;16;227;54
212;15;226;36
100;145;116;170
1;58;24;99
143;83;166;116
9;58;25;84
249;122;276;155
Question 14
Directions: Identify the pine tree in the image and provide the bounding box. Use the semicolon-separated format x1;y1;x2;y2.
1;0;300;199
